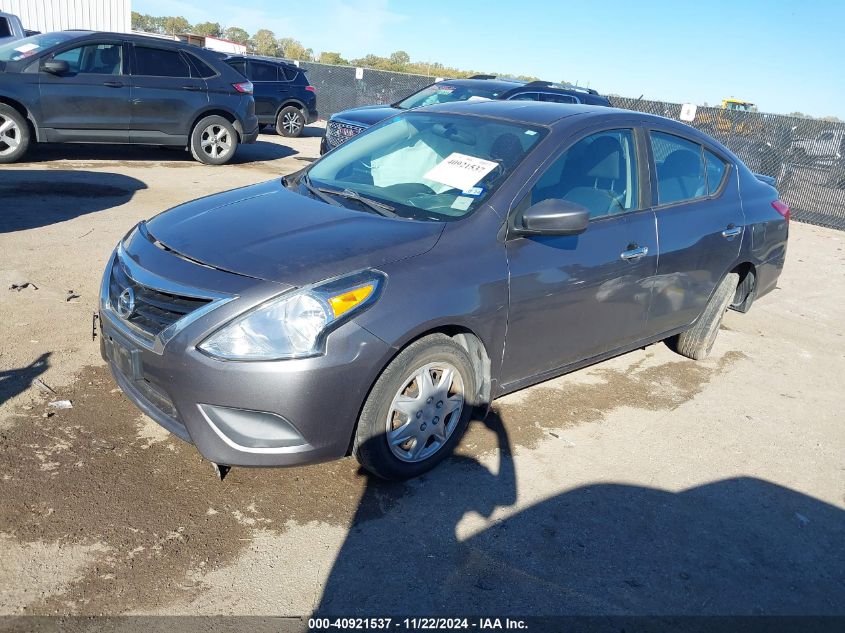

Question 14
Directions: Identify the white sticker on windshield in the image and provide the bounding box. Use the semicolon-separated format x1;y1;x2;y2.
424;152;498;191
14;43;39;53
451;196;473;211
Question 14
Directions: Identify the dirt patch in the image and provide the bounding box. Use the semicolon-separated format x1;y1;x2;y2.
0;346;744;614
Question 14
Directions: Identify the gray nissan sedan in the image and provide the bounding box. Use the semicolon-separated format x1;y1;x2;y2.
100;101;788;480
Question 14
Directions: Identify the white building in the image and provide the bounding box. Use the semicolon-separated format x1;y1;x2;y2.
0;0;131;34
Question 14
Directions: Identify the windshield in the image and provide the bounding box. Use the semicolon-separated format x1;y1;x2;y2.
396;83;501;110
0;32;79;62
304;112;547;221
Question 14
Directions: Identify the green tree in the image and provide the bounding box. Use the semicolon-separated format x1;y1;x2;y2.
251;29;279;56
389;50;410;69
162;16;190;35
278;37;313;61
193;21;222;37
223;26;250;45
318;51;349;65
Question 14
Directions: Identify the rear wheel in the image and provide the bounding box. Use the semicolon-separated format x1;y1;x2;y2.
674;272;739;360
190;115;238;165
0;104;30;164
354;334;477;480
276;106;304;138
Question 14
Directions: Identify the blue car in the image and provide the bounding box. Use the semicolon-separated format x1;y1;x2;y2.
225;54;317;137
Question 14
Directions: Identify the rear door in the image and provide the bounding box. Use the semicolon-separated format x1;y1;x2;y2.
643;129;744;337
38;39;130;142
248;60;283;122
128;44;208;143
501;123;658;387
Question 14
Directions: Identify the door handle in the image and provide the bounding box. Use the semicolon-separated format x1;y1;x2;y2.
182;85;202;91
721;225;743;238
102;81;123;88
620;246;649;261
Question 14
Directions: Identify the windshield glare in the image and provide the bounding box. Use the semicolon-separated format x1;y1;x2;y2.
397;84;500;110
306;113;547;221
0;32;79;62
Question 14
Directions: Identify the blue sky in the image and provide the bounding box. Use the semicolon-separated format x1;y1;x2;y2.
134;0;845;118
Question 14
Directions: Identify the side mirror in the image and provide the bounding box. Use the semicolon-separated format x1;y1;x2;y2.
42;59;69;75
515;199;590;236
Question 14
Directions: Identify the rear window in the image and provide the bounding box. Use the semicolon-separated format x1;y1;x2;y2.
650;131;707;205
281;66;299;81
250;61;278;82
227;60;246;77
133;46;190;77
186;53;217;78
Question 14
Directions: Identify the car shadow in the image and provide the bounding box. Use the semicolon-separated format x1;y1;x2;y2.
0;352;50;406
314;410;844;617
0;170;147;233
17;140;296;165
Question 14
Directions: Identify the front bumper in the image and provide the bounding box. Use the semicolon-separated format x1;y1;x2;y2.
99;246;393;467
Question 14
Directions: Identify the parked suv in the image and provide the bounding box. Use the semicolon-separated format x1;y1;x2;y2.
224;55;317;138
0;31;259;165
321;75;610;153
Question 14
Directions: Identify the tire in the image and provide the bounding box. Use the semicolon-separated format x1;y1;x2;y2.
276;106;304;138
674;272;739;360
0;104;31;164
189;115;238;165
353;334;478;480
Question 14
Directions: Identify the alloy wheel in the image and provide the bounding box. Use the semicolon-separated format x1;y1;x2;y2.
0;115;21;156
200;124;232;159
282;111;303;135
385;362;465;463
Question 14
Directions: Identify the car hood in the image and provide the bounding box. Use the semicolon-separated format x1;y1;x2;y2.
144;179;445;287
332;104;402;128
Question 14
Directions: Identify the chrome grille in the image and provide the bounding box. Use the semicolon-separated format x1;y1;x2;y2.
325;120;366;149
109;258;211;339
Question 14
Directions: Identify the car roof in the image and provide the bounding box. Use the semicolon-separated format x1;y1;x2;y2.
435;78;526;92
420;100;621;126
224;53;299;69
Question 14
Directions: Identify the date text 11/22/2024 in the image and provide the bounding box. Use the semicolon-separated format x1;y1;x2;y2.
308;617;529;630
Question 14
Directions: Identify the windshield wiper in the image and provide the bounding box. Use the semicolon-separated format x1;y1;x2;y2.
316;186;398;218
300;174;343;207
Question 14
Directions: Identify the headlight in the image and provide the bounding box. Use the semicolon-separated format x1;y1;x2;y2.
198;270;385;361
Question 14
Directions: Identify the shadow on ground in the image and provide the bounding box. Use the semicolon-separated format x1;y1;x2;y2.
16;140;296;165
0;352;50;406
315;413;844;616
0;170;147;233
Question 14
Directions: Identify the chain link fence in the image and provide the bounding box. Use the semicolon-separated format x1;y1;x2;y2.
296;61;845;231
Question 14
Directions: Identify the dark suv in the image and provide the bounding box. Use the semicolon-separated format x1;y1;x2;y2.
321;75;610;153
224;55;317;138
0;31;259;165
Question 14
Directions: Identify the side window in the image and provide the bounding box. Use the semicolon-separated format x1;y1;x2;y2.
281;66;298;81
133;46;191;77
650;131;707;205
0;19;12;38
185;53;217;78
250;62;279;82
53;43;123;75
704;149;727;194
227;60;247;77
529;129;639;220
509;93;539;101
541;93;577;104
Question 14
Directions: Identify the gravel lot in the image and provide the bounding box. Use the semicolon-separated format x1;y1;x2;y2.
0;127;843;618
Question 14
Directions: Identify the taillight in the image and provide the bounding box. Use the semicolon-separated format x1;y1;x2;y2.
772;200;790;222
232;81;253;94
305;85;316;93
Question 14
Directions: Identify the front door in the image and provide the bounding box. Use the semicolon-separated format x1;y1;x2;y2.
643;130;744;337
501;127;658;387
38;40;130;142
248;60;285;122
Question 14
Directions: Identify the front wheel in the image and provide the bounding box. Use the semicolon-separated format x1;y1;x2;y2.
354;334;477;480
0;104;30;164
190;115;238;165
276;106;304;138
674;272;739;360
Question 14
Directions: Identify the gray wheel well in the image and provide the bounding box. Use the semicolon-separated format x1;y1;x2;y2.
190;110;239;141
730;262;757;313
0;96;37;140
344;326;492;455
